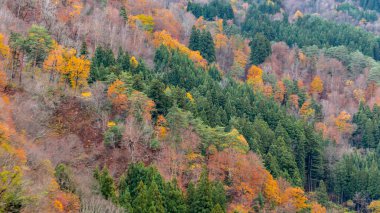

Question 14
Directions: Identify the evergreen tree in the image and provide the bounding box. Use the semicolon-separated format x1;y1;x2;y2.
200;30;216;63
95;167;116;201
147;181;165;213
163;179;187;213
55;164;76;193
133;181;149;213
210;204;224;213
80;41;88;57
316;181;329;207
210;181;227;211
186;182;196;210
189;26;200;51
191;170;213;213
120;6;128;21
250;33;271;65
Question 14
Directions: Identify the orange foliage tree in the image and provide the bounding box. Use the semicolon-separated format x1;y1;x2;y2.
208;149;267;208
107;79;129;112
280;187;309;211
300;100;315;120
334;111;353;133
310;76;324;95
274;81;286;103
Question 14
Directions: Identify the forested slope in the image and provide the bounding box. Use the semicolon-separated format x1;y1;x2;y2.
0;0;379;212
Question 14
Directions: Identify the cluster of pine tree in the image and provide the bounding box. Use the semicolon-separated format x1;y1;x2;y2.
94;163;227;213
187;0;234;21
352;104;380;149
357;0;380;12
188;26;216;63
242;5;380;61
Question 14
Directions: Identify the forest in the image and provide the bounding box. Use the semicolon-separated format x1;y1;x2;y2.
0;0;380;212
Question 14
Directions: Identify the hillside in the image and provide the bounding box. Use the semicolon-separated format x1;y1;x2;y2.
0;0;380;212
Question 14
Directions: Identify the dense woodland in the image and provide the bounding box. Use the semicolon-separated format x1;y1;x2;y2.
0;0;380;212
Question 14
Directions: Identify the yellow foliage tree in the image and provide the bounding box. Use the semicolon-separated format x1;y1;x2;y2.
263;171;281;205
153;30;207;67
300;100;315;120
334;111;353;132
293;10;304;19
135;14;155;32
215;33;228;49
67;56;90;90
107;79;128;112
130;56;139;69
310;76;324;95
369;200;380;213
0;33;9;58
155;115;168;139
246;65;264;91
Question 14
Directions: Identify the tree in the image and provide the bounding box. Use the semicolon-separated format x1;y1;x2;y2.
369;200;380;213
55;164;76;193
68;55;90;90
246;65;264;91
0;33;9;58
280;187;309;211
163;179;187;213
250;33;271;65
147;181;165;213
200;30;216;63
120;6;128;21
0;166;25;212
189;26;200;51
133;181;149;213
310;76;323;95
210;204;224;213
263;172;280;205
107;79;129;112
23;25;53;66
80;41;88;57
95;167;116;201
190;170;213;213
315;181;328;207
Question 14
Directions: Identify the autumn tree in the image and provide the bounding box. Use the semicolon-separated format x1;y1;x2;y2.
280;187;309;211
68;55;90;90
310;76;324;95
107;79;128;112
246;65;264;91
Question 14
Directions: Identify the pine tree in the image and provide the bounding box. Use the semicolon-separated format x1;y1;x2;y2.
200;30;216;63
120;6;128;21
316;181;329;207
147;181;165;213
210;204;224;213
55;164;76;193
133;181;149;213
164;179;187;213
210;181;227;211
80;41;88;57
189;26;200;51
191;170;213;213
250;33;271;65
97;168;116;201
186;182;196;210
